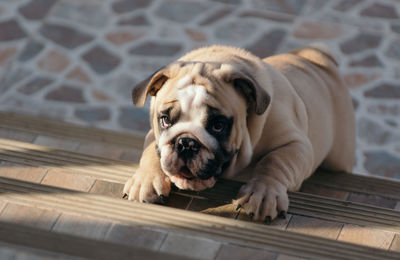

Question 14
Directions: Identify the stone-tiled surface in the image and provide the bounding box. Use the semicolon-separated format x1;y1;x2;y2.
0;0;399;178
106;223;167;251
0;127;37;142
52;213;112;240
391;234;400;252
41;168;96;191
34;135;80;151
338;224;396;249
0;127;400;257
216;244;277;260
160;233;221;260
300;183;349;200
286;215;343;239
347;192;398;209
0;161;47;183
0;203;60;230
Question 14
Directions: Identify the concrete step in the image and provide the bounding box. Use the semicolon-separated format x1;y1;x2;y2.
0;112;399;259
1;220;189;260
0;112;144;148
1;111;399;204
0;177;399;260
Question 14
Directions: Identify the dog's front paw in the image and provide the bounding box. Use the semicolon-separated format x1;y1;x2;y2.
234;178;289;222
123;169;171;204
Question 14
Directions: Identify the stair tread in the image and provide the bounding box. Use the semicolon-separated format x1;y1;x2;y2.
0;220;190;260
0;137;398;209
0;177;399;260
1;161;399;233
1;112;399;199
0;112;144;148
1;112;400;258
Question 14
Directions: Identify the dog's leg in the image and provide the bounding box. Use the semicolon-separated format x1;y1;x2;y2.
123;139;171;204
235;140;314;221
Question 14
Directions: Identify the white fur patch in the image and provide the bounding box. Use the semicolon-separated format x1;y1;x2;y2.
176;75;193;90
177;84;208;112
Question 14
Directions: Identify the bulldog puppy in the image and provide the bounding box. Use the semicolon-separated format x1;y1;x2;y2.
123;45;355;222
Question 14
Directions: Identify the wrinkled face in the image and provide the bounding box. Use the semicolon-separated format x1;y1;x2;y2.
154;75;236;191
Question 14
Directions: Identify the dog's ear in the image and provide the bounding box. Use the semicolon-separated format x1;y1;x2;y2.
132;67;168;107
229;72;271;115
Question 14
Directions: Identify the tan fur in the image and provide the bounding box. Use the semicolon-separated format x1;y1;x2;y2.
123;45;355;221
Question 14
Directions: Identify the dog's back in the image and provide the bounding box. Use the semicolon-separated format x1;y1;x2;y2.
263;45;355;173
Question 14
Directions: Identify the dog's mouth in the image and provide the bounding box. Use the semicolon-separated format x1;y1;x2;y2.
165;156;232;191
176;156;233;181
159;137;234;190
179;166;195;180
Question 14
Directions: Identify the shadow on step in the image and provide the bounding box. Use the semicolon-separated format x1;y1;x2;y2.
1;176;400;255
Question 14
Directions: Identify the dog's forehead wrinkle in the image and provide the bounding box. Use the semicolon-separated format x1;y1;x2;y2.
192;62;205;75
174;62;225;85
176;60;223;70
177;75;193;89
177;84;209;113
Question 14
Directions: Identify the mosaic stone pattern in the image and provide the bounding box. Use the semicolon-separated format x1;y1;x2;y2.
0;0;399;179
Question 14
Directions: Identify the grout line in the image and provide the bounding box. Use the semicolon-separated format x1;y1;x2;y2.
285;214;293;231
49;212;62;232
283;214;293;230
213;243;223;260
38;168;50;184
388;234;396;251
103;222;115;241
212;244;223;260
335;223;345;241
87;179;98;193
74;142;83;153
344;191;350;201
101;223;114;242
0;202;8;215
184;197;194;210
157;232;169;252
31;134;40;145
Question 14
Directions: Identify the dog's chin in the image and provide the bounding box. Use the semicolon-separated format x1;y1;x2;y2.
169;173;216;191
161;161;218;190
163;161;217;191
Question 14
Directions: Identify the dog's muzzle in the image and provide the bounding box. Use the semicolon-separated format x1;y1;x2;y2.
173;134;219;181
175;136;200;162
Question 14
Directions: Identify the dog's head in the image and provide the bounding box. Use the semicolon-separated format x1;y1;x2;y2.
132;46;272;190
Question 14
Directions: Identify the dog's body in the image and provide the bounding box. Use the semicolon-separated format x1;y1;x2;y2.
123;45;355;221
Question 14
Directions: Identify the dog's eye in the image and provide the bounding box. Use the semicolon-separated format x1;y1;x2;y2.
211;119;226;133
160;115;171;128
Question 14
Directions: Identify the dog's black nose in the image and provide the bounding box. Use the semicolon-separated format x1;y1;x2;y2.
176;137;200;160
